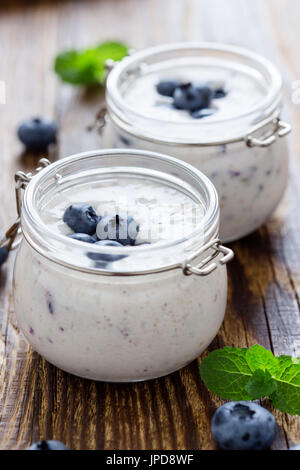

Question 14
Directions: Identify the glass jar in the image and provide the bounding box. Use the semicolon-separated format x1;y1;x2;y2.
103;42;291;242
8;150;233;382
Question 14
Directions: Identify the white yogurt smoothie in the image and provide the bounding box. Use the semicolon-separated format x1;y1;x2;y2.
13;150;230;382
104;43;290;242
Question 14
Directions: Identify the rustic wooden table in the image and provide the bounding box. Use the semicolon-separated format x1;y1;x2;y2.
0;0;300;450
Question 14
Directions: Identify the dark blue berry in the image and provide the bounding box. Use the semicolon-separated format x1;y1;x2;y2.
63;203;100;235
190;108;216;119
88;240;126;263
68;233;96;244
17;117;57;152
213;87;227;99
0;245;8;267
173;83;212;111
96;214;139;246
212;401;276;450
28;440;68;450
156;80;181;97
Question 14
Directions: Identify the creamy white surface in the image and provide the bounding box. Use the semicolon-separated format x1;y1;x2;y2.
40;177;203;244
123;64;265;124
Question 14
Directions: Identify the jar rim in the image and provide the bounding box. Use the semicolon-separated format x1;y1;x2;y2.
106;42;283;145
21;149;220;275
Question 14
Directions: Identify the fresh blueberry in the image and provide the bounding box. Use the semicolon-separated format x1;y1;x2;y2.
156;80;181;97
0;245;8;267
17;117;57;152
173;83;212;111
211;401;276;450
28;440;68;450
88;240;126;263
68;233;96;244
63;203;100;235
96;214;139;246
213;87;227;99
191;108;216;119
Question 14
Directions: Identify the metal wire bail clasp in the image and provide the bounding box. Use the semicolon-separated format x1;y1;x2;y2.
182;239;234;276
0;158;51;252
246;116;291;148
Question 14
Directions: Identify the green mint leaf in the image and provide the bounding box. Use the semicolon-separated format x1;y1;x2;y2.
200;345;300;416
199;347;252;400
245;369;277;399
246;344;279;374
269;356;300;415
54;41;128;86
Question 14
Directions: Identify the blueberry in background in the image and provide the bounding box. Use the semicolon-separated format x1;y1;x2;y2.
0;243;8;268
68;233;96;244
88;239;126;263
96;214;139;246
173;83;212;111
17;117;57;152
28;440;68;450
211;401;276;450
63;203;100;235
156;80;181;97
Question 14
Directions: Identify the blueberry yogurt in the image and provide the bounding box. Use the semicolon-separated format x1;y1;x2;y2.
13;150;233;382
104;43;291;242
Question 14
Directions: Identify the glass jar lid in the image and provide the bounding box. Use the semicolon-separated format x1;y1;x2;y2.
21;149;221;275
106;42;283;145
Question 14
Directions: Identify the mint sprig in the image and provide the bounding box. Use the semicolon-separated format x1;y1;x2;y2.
199;345;300;416
54;41;129;86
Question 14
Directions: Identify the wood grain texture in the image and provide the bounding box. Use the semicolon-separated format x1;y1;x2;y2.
0;0;300;450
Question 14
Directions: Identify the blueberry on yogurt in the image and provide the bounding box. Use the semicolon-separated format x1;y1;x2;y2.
28;440;68;450
88;240;126;263
63;203;100;235
173;83;212;112
96;214;139;246
156;80;181;97
68;233;96;243
191;108;216;119
211;402;276;450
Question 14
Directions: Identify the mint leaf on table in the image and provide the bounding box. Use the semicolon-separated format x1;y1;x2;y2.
199;347;253;400
54;41;128;86
270;356;300;415
199;345;300;416
245;344;279;374
245;369;277;399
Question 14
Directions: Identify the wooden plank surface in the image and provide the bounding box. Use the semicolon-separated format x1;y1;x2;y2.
0;0;300;450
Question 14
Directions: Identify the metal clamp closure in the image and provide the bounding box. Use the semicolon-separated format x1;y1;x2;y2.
246;117;291;148
0;158;51;252
182;239;234;276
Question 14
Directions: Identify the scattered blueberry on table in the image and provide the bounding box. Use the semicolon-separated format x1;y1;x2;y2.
17;117;57;152
211;401;276;451
63;203;100;235
0;245;8;268
156;79;227;118
28;440;68;450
